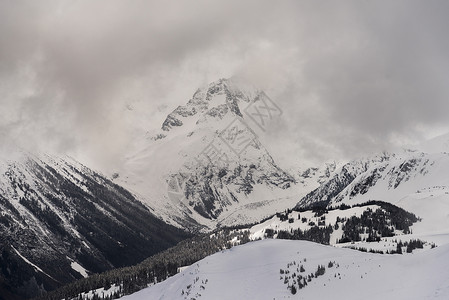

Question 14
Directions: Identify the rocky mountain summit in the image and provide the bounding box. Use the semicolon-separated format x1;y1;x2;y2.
118;78;306;231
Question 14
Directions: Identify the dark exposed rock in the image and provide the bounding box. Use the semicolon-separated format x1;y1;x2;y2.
0;154;190;299
161;113;183;131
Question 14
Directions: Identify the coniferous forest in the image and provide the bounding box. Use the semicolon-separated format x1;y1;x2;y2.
35;201;421;300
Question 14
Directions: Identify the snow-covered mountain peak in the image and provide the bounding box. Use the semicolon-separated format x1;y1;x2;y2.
159;77;263;133
117;78;304;230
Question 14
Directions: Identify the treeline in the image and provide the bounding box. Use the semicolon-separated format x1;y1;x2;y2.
34;201;421;300
276;225;334;245
392;239;427;254
268;201;420;246
352;201;419;232
338;201;419;243
1;158;192;300
35;229;251;300
347;239;432;255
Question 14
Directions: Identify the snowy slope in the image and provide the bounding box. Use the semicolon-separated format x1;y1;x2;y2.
294;135;449;244
209;200;443;255
0;151;188;299
120;239;449;300
109;135;448;300
116;78;326;231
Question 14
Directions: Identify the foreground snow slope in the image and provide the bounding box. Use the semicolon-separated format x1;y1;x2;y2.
121;239;449;300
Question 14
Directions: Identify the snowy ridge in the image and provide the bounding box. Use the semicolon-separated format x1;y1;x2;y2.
120;239;449;300
296;145;449;240
0;152;188;298
211;200;439;254
287;136;449;258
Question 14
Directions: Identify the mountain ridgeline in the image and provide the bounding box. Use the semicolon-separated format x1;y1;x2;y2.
0;153;190;299
119;78;298;230
295;148;449;209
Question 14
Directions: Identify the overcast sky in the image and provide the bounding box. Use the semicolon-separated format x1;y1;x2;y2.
1;0;449;170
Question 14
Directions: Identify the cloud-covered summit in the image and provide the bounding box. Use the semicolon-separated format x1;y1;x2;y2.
1;0;449;169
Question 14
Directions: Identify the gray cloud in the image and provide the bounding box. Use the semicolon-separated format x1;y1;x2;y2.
1;0;449;168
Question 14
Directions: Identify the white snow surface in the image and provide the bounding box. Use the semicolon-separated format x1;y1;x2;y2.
120;239;449;300
118;132;449;299
115;78;325;230
70;261;89;278
319;150;449;245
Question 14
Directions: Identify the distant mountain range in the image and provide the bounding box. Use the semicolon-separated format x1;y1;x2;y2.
295;135;449;240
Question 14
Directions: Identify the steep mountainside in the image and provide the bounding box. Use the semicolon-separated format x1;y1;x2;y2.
295;134;449;243
0;152;189;299
117;78;325;231
297;150;449;208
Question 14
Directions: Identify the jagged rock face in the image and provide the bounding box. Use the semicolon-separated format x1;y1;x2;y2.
296;166;358;208
295;149;449;209
121;78;298;230
295;154;394;208
161;78;248;132
162;113;183;131
0;153;189;299
180;156;295;220
166;79;295;221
